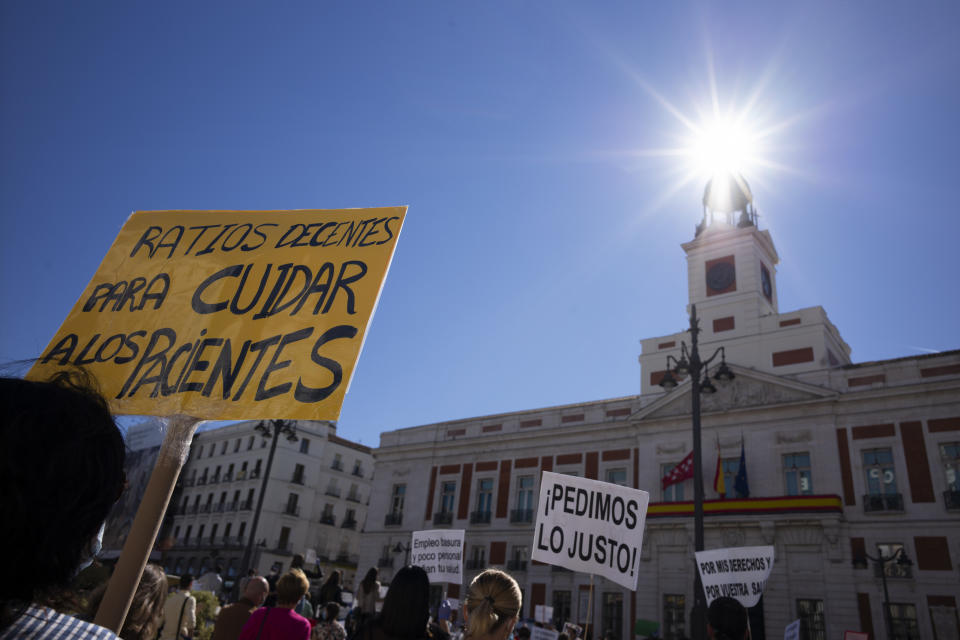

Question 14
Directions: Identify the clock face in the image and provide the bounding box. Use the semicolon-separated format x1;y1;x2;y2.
706;262;736;292
761;264;772;299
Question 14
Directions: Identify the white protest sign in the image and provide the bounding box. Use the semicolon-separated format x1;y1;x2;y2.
784;619;800;640
532;628;559;640
535;605;554;623
563;623;583;639
446;598;459;611
410;529;464;584
304;548;317;566
531;471;649;590
695;545;775;607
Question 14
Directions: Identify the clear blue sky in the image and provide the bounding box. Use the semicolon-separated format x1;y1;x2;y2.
2;2;958;446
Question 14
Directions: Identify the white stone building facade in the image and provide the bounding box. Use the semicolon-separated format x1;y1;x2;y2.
359;180;960;640
163;419;374;587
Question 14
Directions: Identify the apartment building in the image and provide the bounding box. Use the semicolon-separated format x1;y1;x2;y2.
162;419;374;587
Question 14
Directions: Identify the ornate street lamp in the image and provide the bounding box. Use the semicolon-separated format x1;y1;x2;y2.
659;304;735;640
393;541;411;566
857;546;914;639
239;419;298;573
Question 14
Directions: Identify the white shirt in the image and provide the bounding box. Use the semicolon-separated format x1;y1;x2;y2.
160;590;196;640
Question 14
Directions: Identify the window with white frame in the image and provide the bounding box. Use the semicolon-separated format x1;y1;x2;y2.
661;462;686;502
476;479;494;515
864;448;898;495
440;481;456;514
391;484;405;517
784;452;813;496
940;442;959;491
605;468;628;486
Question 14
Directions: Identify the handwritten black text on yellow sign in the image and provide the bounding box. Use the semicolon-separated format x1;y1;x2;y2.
29;208;405;420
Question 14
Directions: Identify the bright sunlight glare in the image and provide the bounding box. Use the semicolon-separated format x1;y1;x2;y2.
686;116;761;180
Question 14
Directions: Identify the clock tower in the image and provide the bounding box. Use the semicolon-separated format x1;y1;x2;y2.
682;173;779;337
638;173;852;396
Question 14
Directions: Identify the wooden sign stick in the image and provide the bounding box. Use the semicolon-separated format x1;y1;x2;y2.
94;415;202;633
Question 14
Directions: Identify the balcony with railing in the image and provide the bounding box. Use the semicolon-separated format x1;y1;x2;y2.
250;469;261;479
470;510;492;525
197;476;208;486
282;504;301;517
210;474;221;484
225;501;237;512
187;505;199;515
223;472;233;482
510;508;534;523
862;493;904;513
213;503;225;513
341;519;357;530
236;470;247;481
507;560;528;571
291;473;305;485
183;478;196;487
352;468;364;478
433;511;453;526
273;541;293;555
325;487;342;498
384;512;403;527
346;492;362;503
331;461;344;472
944;489;960;511
465;558;485;569
239;500;253;511
199;504;212;514
320;514;336;526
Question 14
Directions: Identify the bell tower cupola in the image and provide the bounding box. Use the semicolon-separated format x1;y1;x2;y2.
682;172;779;335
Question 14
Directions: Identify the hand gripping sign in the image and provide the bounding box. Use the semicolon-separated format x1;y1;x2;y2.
694;546;775;608
531;471;650;590
410;529;465;584
28;208;406;420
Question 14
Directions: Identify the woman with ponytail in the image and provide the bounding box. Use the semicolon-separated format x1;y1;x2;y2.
462;570;521;640
706;597;750;640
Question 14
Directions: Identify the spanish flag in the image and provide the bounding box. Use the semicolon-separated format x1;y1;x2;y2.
713;448;725;497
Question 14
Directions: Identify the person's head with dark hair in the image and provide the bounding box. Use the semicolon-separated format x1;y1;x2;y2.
325;602;341;621
517;627;532;640
214;564;223;575
361;567;379;593
88;564;167;640
378;566;431;640
707;597;749;640
0;371;126;629
291;554;305;569
179;573;194;591
463;569;521;640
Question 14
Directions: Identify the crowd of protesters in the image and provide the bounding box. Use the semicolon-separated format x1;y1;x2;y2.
0;372;751;640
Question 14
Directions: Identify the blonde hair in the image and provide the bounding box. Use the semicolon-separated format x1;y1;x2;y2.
464;569;521;639
276;568;310;605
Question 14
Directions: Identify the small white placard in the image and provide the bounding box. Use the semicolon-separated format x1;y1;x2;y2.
695;545;775;608
410;529;465;584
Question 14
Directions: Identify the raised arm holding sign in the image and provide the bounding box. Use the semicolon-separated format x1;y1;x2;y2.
26;208;405;633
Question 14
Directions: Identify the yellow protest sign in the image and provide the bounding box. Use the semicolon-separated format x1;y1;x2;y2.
28;208;406;420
